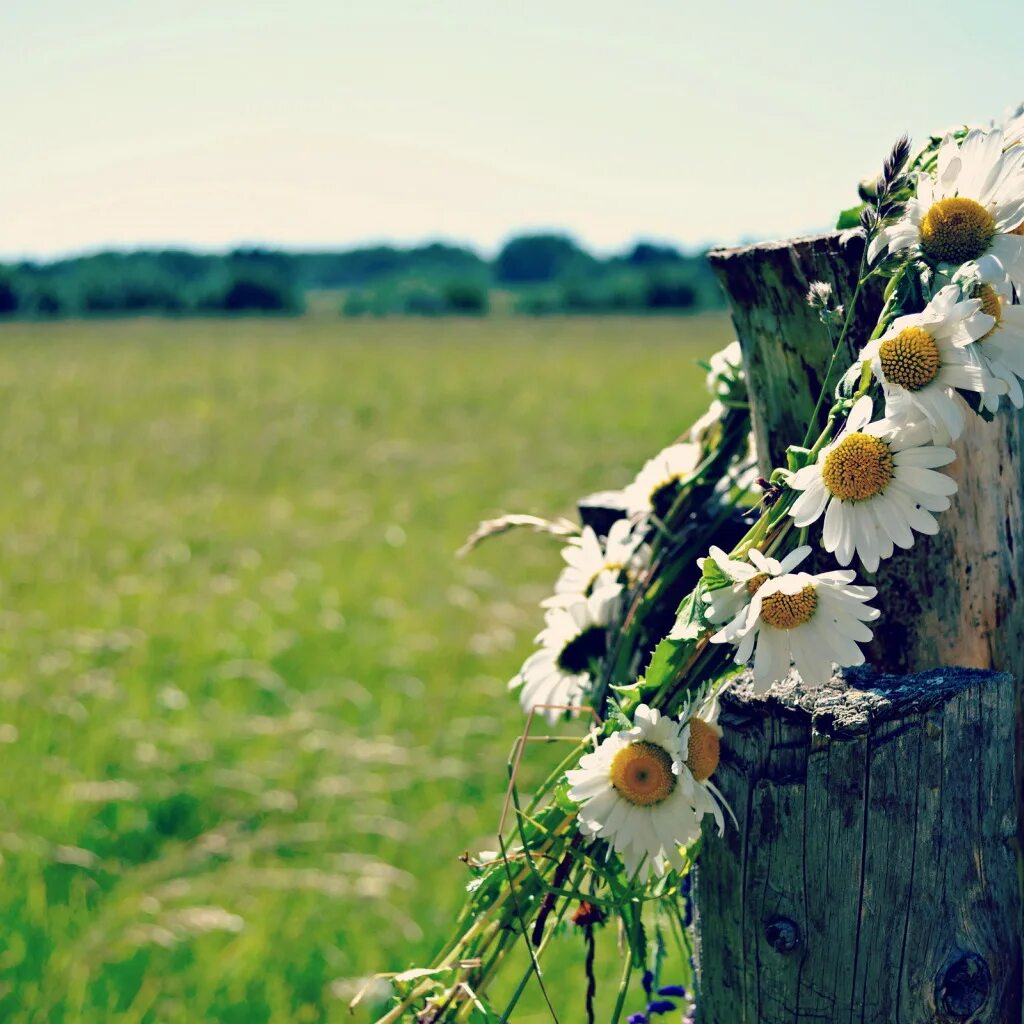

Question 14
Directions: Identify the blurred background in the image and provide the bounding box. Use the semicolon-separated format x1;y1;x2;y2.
0;1;1014;1020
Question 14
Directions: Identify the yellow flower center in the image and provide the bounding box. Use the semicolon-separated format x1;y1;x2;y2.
556;626;607;675
878;326;941;391
974;284;1003;340
821;432;894;501
686;717;721;783
746;572;770;596
760;585;818;630
649;476;683;519
609;741;677;807
919;197;996;264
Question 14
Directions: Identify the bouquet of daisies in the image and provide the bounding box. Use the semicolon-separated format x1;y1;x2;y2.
366;103;1024;1023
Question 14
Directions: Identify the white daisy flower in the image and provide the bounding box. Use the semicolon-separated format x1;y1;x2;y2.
857;284;996;442
623;442;703;518
710;568;880;692
510;586;619;723
998;101;1024;149
712;431;760;502
542;520;651;609
869;129;1024;289
788;396;957;572
705;340;744;397
687;398;727;446
960;280;1024;411
692;544;812;631
566;701;726;879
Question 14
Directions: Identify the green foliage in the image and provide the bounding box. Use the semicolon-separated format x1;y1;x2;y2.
495;234;589;284
0;239;725;320
836;204;865;229
342;276;490;318
0;250;304;319
514;247;724;316
0;267;18;315
0;314;733;1022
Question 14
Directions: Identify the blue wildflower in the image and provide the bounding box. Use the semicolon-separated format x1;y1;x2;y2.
657;984;687;998
646;998;677;1015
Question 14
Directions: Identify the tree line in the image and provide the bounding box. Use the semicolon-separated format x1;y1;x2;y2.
0;235;726;319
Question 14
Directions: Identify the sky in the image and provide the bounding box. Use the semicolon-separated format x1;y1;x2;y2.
3;0;1019;259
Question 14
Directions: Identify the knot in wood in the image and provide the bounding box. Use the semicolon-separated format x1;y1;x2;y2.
936;951;991;1019
764;916;800;954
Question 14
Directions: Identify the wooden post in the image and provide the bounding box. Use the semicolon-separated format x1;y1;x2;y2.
692;233;1024;1022
707;232;1024;679
694;667;1020;1023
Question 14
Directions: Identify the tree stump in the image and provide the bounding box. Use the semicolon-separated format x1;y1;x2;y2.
708;232;1024;680
694;667;1020;1024
692;233;1024;1022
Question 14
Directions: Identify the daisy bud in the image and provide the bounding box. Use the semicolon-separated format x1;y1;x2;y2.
571;901;605;928
805;281;834;310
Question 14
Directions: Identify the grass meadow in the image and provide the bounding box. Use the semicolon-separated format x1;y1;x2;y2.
0;314;731;1022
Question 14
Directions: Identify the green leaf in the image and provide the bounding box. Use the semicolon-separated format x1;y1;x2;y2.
553;781;576;811
606;699;634;732
393;967;449;984
644;634;695;693
785;445;812;472
836;203;864;229
700;557;730;592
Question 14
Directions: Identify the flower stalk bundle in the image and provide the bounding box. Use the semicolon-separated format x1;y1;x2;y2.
368;103;1024;1023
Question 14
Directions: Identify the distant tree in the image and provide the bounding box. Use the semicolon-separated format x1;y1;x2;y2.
32;287;64;317
645;272;697;310
626;241;682;265
442;279;489;314
341;290;372;317
495;234;587;284
218;273;301;314
0;269;18;315
398;282;445;316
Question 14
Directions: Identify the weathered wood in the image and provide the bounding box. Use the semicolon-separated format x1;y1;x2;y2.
694;666;1021;1024
694;233;1024;1023
707;231;1024;680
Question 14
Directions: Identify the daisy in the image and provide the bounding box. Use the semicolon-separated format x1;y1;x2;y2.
788;397;957;572
510;586;619;723
959;279;1024;411
998;101;1024;149
869;129;1024;289
710;568;880;692
705;340;744;397
857;284;996;442
623;442;702;519
686;398;727;446
566;702;725;879
691;544;812;631
543;519;651;609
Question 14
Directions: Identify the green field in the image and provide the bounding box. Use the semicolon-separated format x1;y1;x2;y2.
0;314;731;1022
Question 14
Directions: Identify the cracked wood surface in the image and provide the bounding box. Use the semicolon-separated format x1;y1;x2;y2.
694;233;1024;1022
694;667;1021;1024
707;231;1024;680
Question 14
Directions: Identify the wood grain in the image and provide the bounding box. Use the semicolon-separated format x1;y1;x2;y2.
694;233;1024;1022
694;667;1021;1024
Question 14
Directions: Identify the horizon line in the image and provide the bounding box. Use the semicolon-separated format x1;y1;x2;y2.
0;224;829;266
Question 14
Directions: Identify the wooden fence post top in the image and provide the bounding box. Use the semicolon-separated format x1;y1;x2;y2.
696;663;1020;1024
707;228;867;262
721;665;1015;737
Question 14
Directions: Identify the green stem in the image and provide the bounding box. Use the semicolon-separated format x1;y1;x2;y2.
608;938;635;1024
